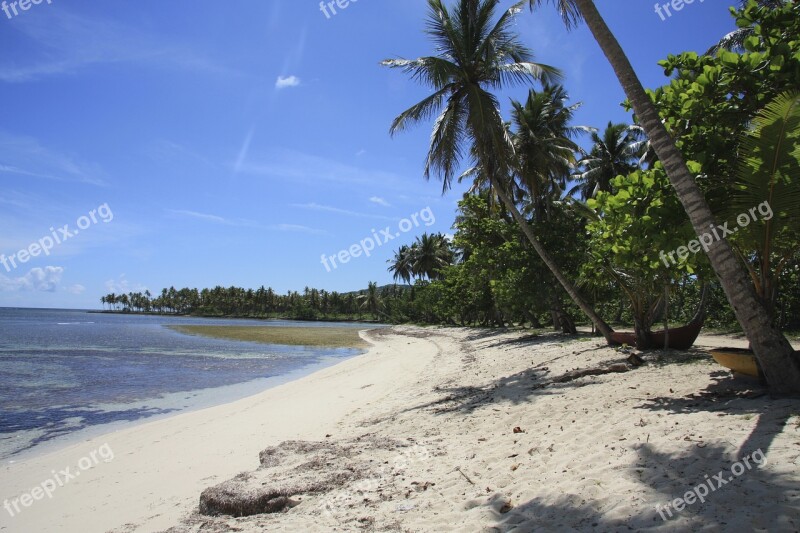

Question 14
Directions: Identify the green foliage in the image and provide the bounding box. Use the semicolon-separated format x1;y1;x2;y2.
584;165;701;332
647;0;800;210
727;91;800;315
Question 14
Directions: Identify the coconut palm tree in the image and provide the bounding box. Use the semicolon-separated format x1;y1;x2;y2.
411;233;455;280
527;0;800;392
383;0;616;342
510;84;588;218
358;282;382;319
569;122;645;200
388;245;414;284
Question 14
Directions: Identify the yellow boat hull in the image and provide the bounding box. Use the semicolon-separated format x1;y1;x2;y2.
710;349;759;378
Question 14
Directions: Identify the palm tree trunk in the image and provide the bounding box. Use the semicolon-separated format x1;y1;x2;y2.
574;0;800;393
491;182;616;342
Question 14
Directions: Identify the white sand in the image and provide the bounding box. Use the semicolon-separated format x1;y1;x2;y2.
1;327;798;532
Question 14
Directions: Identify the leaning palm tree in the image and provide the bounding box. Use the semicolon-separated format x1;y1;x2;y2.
528;0;800;392
383;0;616;342
569;122;645;200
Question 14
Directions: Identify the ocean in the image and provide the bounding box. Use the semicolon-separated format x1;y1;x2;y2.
0;308;367;462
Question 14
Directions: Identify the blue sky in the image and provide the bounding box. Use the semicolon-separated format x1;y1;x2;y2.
0;0;737;309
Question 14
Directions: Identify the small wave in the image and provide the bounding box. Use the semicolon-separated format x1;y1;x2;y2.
57;322;96;325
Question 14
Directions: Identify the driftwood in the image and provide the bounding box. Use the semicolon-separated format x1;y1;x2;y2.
529;364;634;391
549;363;631;384
199;482;297;517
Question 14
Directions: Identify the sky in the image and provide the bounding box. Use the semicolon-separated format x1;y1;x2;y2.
0;0;738;309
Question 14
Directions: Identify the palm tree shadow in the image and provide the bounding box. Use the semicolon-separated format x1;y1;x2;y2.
635;369;797;454
404;351;633;415
487;440;799;531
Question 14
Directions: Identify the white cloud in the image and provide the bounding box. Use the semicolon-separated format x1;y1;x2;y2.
67;284;86;295
369;196;391;207
0;266;64;292
104;274;147;294
275;75;300;89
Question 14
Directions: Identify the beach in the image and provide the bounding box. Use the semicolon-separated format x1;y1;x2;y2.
1;326;799;532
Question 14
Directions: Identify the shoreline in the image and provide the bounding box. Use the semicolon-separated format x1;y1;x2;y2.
0;328;439;533
2;352;360;466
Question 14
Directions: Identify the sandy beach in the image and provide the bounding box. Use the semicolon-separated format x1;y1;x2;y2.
2;326;799;532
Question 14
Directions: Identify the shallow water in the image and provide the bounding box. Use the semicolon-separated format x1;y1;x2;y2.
0;308;366;460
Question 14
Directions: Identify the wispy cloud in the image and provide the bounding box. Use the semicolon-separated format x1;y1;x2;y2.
272;223;327;236
168;209;234;225
0;8;237;83
369;196;391;207
290;202;394;221
236;148;403;189
234;127;256;173
0;131;107;186
167;209;327;235
275;75;300;89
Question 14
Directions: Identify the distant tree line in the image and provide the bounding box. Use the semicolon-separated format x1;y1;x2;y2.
100;283;398;322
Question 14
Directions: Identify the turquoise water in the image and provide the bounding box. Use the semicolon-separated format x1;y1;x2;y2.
0;308;367;460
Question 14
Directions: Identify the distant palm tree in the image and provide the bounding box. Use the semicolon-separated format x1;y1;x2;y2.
411;233;454;280
569;122;645;200
388;245;414;284
526;0;800;391
511;84;587;217
383;0;615;341
358;282;382;319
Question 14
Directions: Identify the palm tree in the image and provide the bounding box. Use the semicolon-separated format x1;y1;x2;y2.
388;245;414;284
728;91;800;319
511;84;587;218
528;0;800;392
382;0;616;341
569;122;645;200
358;282;382;319
411;233;454;280
708;0;789;55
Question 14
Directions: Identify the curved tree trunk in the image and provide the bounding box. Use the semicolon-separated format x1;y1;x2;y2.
574;0;800;393
491;183;616;343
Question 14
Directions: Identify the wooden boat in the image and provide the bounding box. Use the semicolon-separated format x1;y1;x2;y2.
610;285;707;350
709;348;760;378
609;319;703;350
